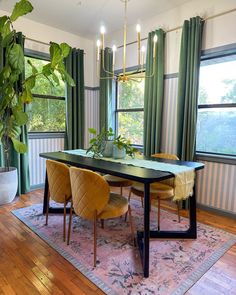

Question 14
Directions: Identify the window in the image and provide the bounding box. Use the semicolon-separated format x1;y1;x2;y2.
25;54;66;133
115;75;145;145
196;53;236;157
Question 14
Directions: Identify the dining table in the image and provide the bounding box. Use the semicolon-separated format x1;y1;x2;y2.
40;150;204;278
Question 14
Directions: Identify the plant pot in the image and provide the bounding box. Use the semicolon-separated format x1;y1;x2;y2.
102;140;114;157
113;146;126;159
0;167;18;205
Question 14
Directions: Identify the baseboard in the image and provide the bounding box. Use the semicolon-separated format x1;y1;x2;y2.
197;203;236;219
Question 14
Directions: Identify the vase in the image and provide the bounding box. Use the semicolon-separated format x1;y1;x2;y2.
102;140;114;157
0;167;18;205
113;146;126;159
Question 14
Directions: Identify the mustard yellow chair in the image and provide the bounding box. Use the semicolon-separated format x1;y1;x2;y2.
103;174;133;196
67;167;135;267
129;153;180;231
46;160;72;241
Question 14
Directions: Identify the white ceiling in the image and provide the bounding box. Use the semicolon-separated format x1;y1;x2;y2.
0;0;191;38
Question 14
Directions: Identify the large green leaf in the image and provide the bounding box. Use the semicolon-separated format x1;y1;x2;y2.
0;16;8;33
8;44;24;71
13;110;28;126
50;43;62;67
2;31;14;47
60;43;71;58
11;137;27;154
19;88;33;104
10;0;33;22
1;20;11;39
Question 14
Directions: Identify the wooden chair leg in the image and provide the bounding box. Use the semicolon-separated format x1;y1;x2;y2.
141;197;144;208
158;198;160;231
45;191;50;226
63;197;67;242
67;200;73;245
125;189;132;222
128;205;136;247
177;201;181;223
94;210;97;267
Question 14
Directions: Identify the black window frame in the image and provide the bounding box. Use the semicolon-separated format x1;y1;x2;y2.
24;49;66;137
114;71;145;148
196;44;236;163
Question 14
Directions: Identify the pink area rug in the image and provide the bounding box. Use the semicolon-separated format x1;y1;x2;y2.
12;201;236;295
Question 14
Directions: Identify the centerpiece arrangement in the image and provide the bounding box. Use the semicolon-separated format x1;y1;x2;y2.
87;128;138;159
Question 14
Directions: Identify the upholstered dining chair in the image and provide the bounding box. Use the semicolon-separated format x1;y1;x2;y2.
103;174;133;196
128;153;180;231
67;167;135;267
45;159;72;241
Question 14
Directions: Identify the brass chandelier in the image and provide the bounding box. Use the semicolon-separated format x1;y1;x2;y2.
96;0;157;82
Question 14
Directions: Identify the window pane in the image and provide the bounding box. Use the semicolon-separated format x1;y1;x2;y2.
28;98;66;132
117;112;143;145
199;55;236;104
25;57;65;97
118;79;144;109
196;108;236;155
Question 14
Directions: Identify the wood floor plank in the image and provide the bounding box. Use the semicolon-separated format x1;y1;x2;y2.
0;189;235;294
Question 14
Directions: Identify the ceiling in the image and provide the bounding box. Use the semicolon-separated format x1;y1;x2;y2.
0;0;191;39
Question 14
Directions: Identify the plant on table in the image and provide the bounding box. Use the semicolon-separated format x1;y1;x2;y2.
87;127;114;158
113;135;138;158
0;0;75;171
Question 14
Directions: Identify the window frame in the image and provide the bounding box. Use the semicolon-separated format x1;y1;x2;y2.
24;49;66;135
114;73;145;148
196;44;236;162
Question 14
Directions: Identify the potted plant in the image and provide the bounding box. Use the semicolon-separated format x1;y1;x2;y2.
87;127;114;158
113;135;138;159
0;0;75;205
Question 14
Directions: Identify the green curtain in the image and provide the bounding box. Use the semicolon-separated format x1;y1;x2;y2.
144;29;165;156
99;47;113;131
65;48;85;150
0;32;30;194
176;16;204;161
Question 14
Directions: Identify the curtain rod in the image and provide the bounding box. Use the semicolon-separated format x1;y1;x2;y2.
117;7;236;49
25;36;86;54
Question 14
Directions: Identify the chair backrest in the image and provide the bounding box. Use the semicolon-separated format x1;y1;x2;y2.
69;167;110;220
151;153;179;160
46;160;71;203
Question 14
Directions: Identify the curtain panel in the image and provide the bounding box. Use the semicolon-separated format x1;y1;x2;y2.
99;47;113;132
0;32;30;194
65;48;85;150
144;29;165;156
176;16;204;161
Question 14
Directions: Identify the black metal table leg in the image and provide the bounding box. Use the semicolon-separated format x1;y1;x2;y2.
143;183;150;277
43;171;48;214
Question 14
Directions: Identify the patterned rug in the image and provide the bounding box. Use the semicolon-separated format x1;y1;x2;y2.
12;201;236;295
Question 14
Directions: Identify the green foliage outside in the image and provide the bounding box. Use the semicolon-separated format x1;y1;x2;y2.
25;57;66;132
118;78;144;145
197;79;236;155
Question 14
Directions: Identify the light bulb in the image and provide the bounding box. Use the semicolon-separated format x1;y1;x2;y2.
136;24;141;33
96;39;101;47
153;34;158;43
141;46;146;52
100;25;106;34
112;45;117;52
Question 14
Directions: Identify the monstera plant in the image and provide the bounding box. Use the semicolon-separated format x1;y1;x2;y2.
0;0;75;204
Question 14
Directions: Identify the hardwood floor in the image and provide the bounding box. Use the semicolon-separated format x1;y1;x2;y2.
0;189;235;295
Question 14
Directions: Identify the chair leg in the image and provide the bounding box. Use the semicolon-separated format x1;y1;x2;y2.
177;201;181;223
128;205;136;247
94;210;97;267
101;219;104;229
63;197;67;242
125;189;132;222
141;197;144;208
45;191;50;226
157;198;160;231
67;200;73;245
